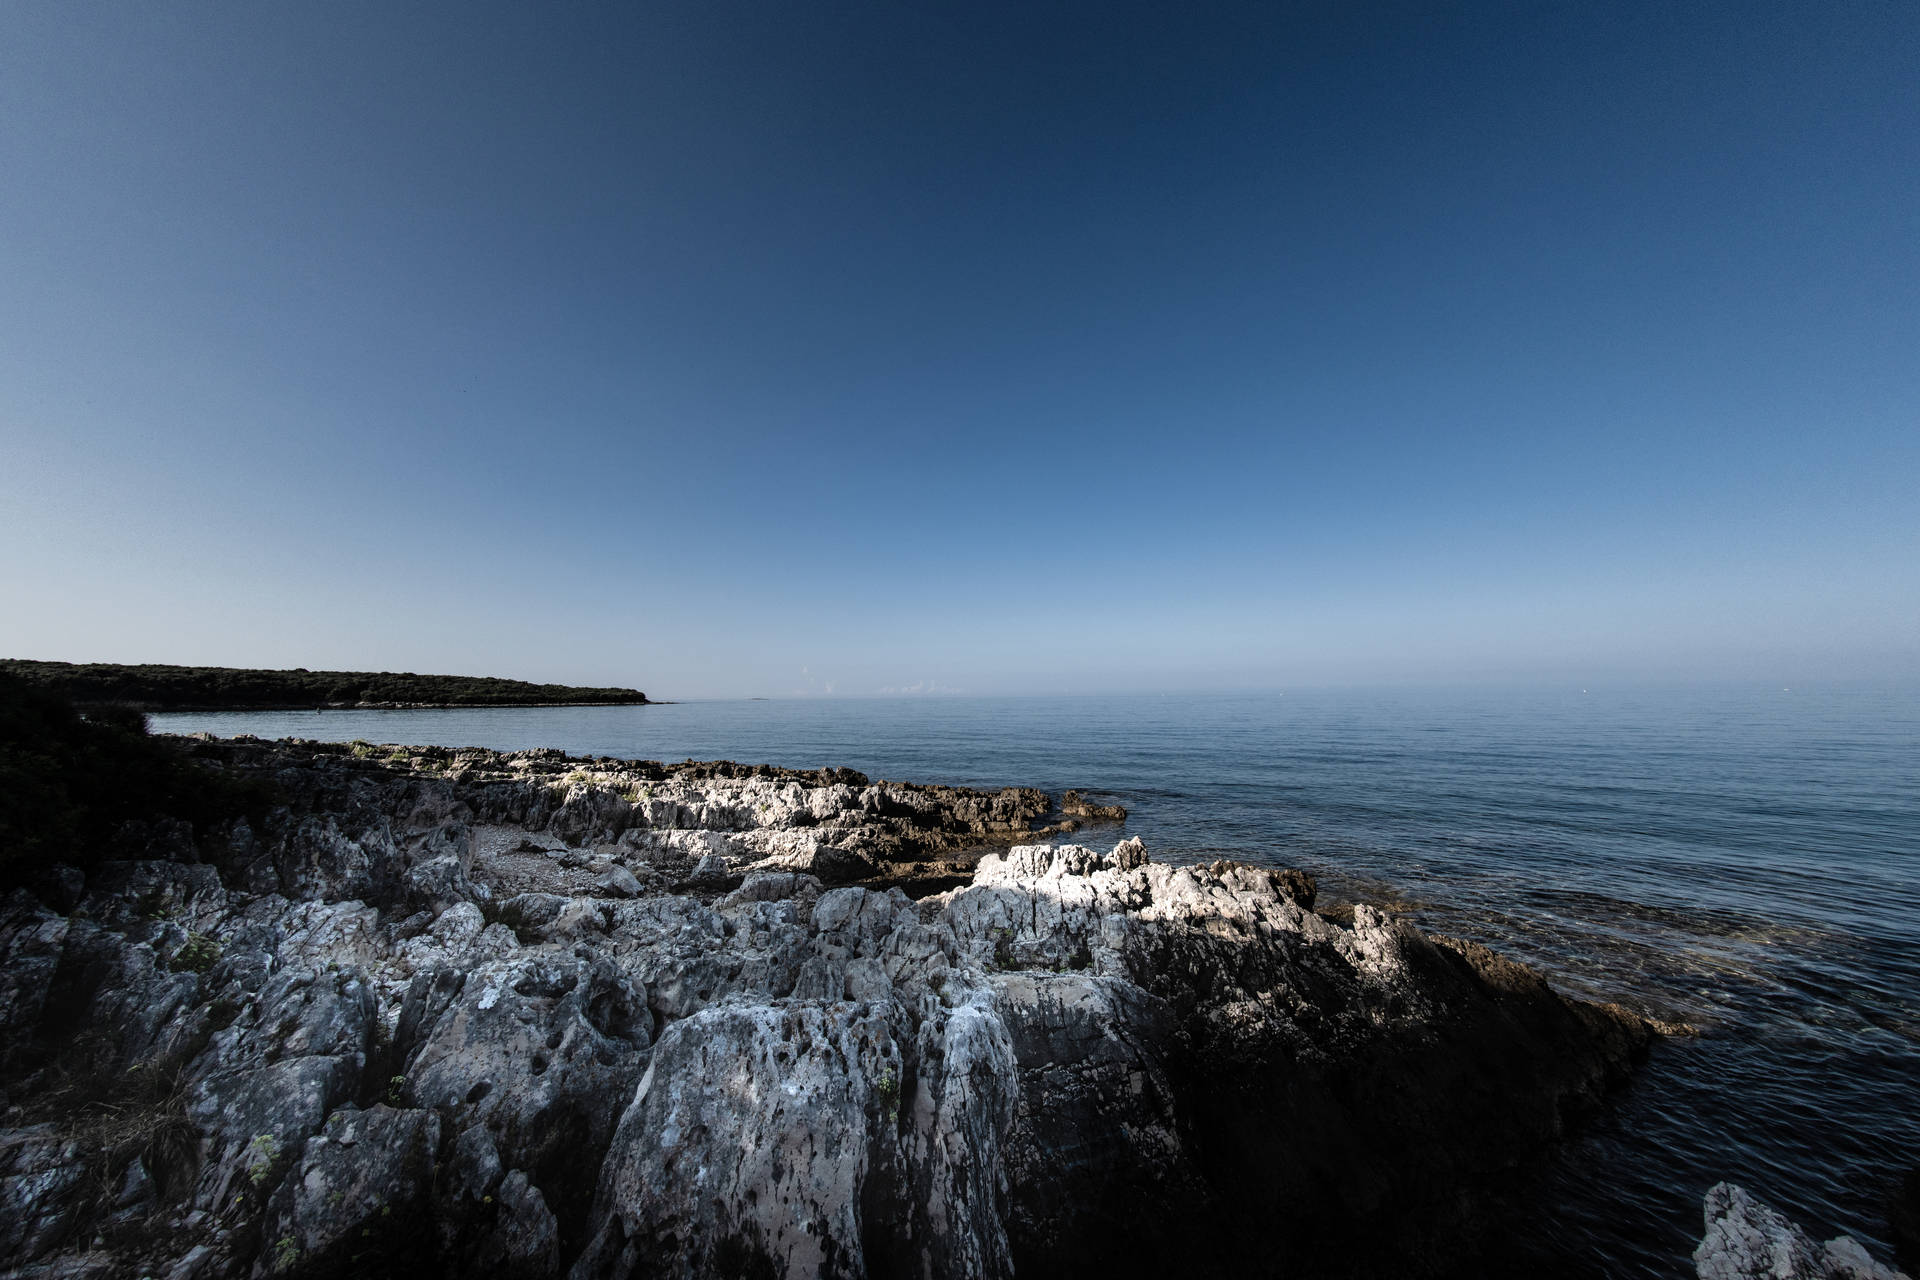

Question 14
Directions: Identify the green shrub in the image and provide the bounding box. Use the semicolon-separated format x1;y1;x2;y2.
246;1133;282;1186
170;932;221;974
272;1236;300;1271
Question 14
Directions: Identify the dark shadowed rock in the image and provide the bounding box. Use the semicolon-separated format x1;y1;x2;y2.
0;893;70;1074
0;1126;89;1264
255;1105;440;1277
1892;1168;1920;1270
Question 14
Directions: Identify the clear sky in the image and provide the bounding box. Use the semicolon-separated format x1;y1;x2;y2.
2;1;1915;698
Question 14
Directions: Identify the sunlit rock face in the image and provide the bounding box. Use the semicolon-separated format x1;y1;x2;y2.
1694;1183;1910;1280
0;741;1650;1279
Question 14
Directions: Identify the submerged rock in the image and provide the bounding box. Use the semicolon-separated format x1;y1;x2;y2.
1695;1183;1910;1280
1060;789;1128;822
0;739;1655;1279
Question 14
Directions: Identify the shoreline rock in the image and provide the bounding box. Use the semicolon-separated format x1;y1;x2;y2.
0;738;1648;1278
1695;1183;1910;1280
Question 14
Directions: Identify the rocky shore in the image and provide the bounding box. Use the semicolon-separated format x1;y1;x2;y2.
0;737;1655;1278
1695;1184;1911;1280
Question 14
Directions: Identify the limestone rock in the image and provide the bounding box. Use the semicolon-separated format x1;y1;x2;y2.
0;1126;89;1263
0;893;70;1072
397;951;650;1228
1061;789;1128;822
483;1169;561;1276
0;735;1658;1280
1696;1183;1909;1280
743;841;876;885
683;853;736;887
592;865;642;898
255;1105;440;1276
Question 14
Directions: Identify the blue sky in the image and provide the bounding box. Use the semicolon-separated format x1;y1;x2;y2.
2;1;1915;697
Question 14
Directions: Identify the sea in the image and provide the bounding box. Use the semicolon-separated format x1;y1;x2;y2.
153;684;1920;1277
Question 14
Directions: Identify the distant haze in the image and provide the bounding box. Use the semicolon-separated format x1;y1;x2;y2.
2;2;1915;699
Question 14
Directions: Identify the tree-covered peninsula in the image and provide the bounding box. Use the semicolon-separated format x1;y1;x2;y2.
0;660;648;711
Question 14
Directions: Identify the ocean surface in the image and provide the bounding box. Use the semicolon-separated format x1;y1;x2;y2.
154;685;1920;1276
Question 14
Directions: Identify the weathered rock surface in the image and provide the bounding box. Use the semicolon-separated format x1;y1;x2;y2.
256;1105;439;1276
1696;1183;1910;1280
0;738;1650;1279
1059;790;1127;823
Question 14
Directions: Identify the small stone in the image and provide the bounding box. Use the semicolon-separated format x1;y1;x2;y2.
593;866;642;898
164;1244;213;1280
687;854;733;885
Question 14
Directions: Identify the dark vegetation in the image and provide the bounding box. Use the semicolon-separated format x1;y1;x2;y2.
0;673;272;887
0;659;648;710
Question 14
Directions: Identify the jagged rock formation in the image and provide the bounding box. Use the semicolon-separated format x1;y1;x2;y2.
0;739;1648;1279
1695;1183;1910;1280
195;736;1091;893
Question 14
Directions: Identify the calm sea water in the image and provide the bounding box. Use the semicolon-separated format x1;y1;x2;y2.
154;686;1920;1276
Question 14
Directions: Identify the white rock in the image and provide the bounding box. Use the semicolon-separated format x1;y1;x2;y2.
1696;1183;1909;1280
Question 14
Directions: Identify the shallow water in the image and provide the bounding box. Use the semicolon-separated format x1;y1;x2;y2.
155;685;1920;1275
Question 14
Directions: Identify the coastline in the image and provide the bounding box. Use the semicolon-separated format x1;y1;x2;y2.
138;699;664;713
0;659;651;714
0;733;1657;1278
94;691;1920;1274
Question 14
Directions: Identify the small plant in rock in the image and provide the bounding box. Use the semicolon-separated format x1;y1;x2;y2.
171;931;220;974
874;1066;901;1125
991;927;1017;971
272;1235;300;1271
246;1133;281;1186
385;1074;406;1105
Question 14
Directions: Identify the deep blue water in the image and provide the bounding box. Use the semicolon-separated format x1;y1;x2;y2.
154;685;1920;1276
